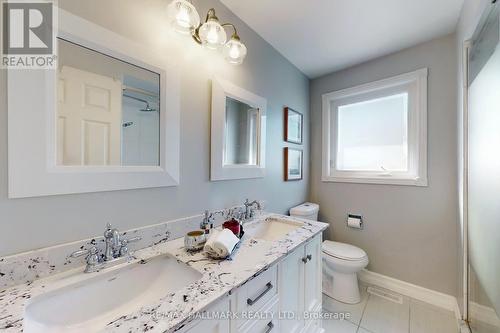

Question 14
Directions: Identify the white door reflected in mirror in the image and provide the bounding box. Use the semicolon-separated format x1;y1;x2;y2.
57;38;160;167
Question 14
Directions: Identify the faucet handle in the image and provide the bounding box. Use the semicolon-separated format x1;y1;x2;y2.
70;245;98;258
70;249;88;258
73;246;102;273
119;236;141;257
122;236;141;245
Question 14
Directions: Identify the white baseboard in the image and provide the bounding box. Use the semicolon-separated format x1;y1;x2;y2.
358;269;461;320
469;302;500;328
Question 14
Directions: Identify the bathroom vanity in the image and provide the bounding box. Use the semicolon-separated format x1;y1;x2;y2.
179;233;322;333
0;214;327;333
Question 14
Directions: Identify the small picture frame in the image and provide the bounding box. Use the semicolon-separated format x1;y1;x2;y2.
284;107;303;144
284;147;303;181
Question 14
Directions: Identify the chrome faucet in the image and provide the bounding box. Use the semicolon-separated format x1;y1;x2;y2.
104;224;141;260
200;210;214;230
70;224;141;273
244;199;262;220
104;223;121;261
200;210;226;231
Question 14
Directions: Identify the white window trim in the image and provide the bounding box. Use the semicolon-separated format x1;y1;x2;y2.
321;68;428;186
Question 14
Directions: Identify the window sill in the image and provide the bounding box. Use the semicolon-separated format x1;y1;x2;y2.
321;175;428;187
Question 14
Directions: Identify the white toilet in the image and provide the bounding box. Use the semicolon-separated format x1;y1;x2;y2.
289;203;369;304
322;241;368;304
289;202;320;220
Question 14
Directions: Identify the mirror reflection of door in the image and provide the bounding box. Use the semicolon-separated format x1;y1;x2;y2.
58;67;122;166
224;96;259;166
56;38;161;167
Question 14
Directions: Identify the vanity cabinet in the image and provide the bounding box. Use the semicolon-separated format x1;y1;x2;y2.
278;244;305;332
303;235;323;332
278;234;323;333
182;234;322;333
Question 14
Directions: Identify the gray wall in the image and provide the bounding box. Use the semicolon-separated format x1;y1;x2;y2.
0;0;310;256
309;34;459;296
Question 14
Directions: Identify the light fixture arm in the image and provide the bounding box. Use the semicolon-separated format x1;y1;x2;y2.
192;8;240;44
192;28;202;44
221;23;240;40
205;8;218;22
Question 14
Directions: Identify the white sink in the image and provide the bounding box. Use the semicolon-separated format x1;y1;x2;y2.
245;218;303;241
24;255;202;333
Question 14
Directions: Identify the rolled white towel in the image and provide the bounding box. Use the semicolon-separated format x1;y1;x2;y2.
204;229;239;258
213;229;239;257
204;229;219;257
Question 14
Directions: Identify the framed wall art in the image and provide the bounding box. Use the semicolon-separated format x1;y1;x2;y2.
284;107;303;144
284;147;303;181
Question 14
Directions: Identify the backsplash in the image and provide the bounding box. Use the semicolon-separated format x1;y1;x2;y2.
0;204;261;290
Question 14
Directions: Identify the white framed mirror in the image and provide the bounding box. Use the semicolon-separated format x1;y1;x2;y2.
8;9;180;198
56;38;162;167
211;78;267;181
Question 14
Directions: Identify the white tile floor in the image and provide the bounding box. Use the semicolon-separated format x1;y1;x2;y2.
322;284;459;333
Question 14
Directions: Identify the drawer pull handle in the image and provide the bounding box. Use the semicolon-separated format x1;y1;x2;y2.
247;282;273;306
264;321;274;333
307;254;312;261
302;257;308;263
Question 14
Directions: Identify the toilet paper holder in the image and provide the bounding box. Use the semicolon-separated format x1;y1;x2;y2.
347;214;363;229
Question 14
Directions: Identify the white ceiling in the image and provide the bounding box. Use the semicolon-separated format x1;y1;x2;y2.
221;0;464;78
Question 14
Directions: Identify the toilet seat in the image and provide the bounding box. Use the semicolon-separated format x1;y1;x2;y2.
322;241;367;261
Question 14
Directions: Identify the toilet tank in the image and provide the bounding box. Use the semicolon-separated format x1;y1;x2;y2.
289;202;319;221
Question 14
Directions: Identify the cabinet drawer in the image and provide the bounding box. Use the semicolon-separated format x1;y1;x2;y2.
239;298;279;333
234;265;277;327
177;298;230;333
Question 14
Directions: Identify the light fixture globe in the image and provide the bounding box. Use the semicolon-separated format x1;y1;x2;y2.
168;4;248;64
198;18;227;50
223;35;247;65
166;0;200;34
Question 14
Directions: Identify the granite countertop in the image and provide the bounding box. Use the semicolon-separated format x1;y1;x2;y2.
0;214;328;333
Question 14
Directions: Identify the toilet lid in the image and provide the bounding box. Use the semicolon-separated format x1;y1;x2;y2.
322;241;367;261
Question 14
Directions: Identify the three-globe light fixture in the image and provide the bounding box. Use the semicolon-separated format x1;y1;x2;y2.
167;0;247;65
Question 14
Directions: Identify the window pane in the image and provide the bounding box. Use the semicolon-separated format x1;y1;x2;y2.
336;93;408;171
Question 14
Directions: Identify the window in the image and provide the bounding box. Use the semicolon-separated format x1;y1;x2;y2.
322;69;428;186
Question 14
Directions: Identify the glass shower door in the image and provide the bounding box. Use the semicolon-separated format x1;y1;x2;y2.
467;2;500;333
